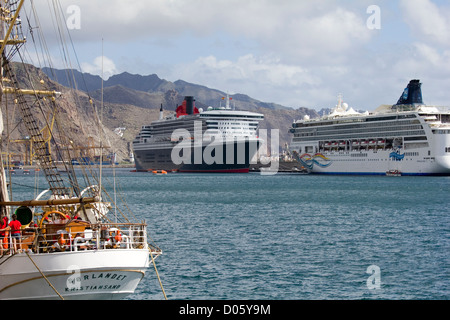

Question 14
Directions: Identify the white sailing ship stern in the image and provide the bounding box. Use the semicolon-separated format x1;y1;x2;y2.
0;223;157;300
0;0;164;301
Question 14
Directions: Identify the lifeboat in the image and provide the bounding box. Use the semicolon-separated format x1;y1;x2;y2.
152;170;167;175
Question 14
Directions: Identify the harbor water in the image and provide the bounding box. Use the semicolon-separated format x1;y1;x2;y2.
11;169;450;300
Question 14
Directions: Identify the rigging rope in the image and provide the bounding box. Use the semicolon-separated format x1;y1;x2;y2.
149;248;167;300
25;251;64;299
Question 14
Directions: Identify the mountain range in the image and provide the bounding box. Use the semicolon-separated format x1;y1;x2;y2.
43;68;298;111
41;67;320;155
3;65;322;163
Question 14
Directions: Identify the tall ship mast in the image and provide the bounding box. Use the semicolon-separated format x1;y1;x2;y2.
289;80;450;176
0;0;163;299
133;95;264;173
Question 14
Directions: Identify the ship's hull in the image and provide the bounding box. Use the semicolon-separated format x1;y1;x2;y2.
134;138;261;173
0;249;150;300
295;148;450;176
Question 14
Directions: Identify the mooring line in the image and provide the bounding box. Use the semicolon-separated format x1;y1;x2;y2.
26;251;64;300
149;248;167;300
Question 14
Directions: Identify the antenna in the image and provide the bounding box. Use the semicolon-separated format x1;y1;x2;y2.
225;92;232;110
99;38;104;202
336;93;344;112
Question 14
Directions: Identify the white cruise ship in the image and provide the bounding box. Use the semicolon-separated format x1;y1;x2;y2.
289;80;450;176
133;96;264;172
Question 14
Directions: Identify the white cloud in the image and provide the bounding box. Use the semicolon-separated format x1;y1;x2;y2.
413;43;446;67
25;1;450;110
171;54;322;106
400;0;450;46
271;6;372;63
31;1;373;61
390;42;450;103
80;56;117;79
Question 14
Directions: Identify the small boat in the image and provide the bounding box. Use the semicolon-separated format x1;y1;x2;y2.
386;169;401;176
292;166;309;174
152;170;167;175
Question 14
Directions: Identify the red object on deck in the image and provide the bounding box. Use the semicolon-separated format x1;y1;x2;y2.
176;97;199;118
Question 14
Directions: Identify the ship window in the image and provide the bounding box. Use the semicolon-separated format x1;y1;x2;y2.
404;136;427;141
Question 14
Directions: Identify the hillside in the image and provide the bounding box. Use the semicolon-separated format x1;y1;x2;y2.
5;63;133;163
42;68;320;153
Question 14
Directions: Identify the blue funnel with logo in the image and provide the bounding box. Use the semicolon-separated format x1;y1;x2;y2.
394;79;423;106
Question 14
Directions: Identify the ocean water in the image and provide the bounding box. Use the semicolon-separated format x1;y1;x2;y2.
10;169;450;300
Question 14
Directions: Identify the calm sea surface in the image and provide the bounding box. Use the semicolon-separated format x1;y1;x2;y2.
11;169;450;300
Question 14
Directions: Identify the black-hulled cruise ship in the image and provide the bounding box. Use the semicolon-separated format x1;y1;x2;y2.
133;96;264;172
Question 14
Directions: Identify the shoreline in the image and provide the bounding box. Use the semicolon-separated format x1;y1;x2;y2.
10;161;306;174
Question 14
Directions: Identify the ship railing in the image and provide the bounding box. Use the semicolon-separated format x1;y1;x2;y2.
1;223;150;255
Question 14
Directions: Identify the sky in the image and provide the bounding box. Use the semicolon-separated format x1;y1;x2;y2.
22;0;450;111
